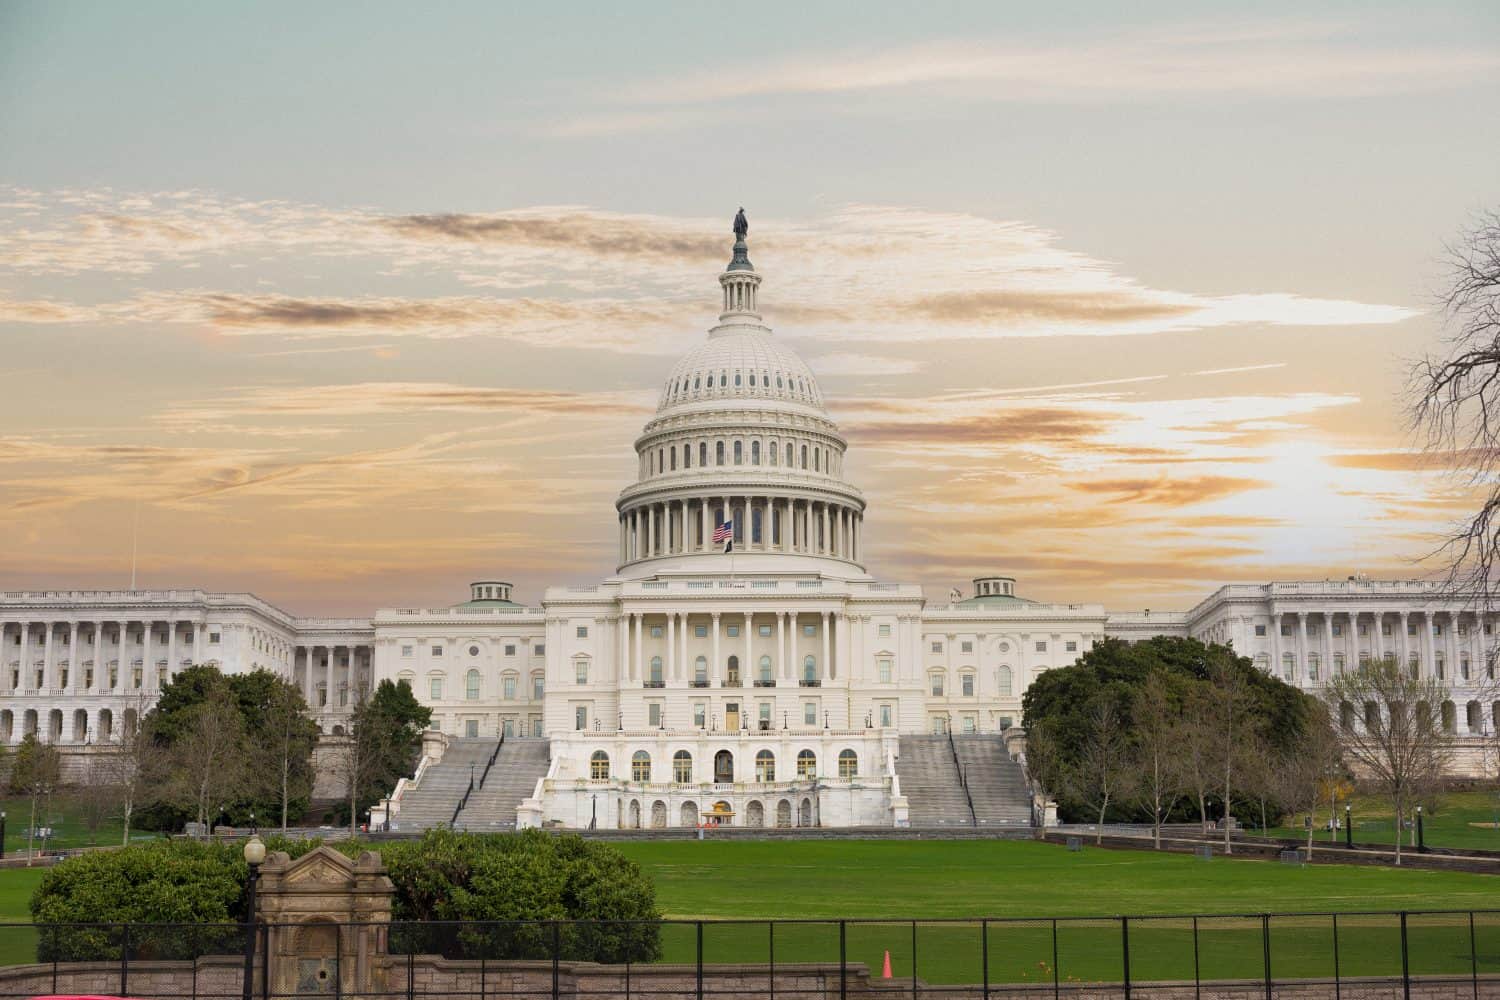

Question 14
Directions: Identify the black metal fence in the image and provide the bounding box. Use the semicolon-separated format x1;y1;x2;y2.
0;910;1497;1000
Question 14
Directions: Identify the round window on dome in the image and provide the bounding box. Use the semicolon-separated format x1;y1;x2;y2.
469;645;480;656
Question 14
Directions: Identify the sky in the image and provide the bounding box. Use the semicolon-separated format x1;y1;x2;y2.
1;1;1497;616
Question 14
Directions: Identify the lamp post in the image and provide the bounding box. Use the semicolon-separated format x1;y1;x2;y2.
242;835;266;1000
1345;805;1353;849
1416;805;1427;853
249;811;256;836
0;810;6;860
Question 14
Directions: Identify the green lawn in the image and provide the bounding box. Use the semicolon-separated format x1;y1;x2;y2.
1258;789;1500;854
0;793;155;853
3;838;1499;984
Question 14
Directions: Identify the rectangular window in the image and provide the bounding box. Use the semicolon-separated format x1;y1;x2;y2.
879;704;893;727
208;632;221;644
930;641;943;653
431;645;443;656
693;703;706;728
759;624;772;637
532;676;544;699
804;624;817;637
1433;624;1443;636
961;674;974;696
577;626;589;638
1332;624;1342;637
1407;624;1417;637
534;644;545;655
505;644;516;656
430;678;442;700
650;626;663;638
465;719;479;738
961;641;973;653
575;661;588;684
648;703;662;728
727;625;740;637
804;702;817;725
878;658;892;683
1035;641;1047;653
1359;625;1368;636
1254;625;1266;636
1065;641;1077;652
878;624;891;638
695;625;707;638
930;674;944;696
1280;625;1291;637
503;676;517;699
575;706;587;731
1383;624;1393;637
760;703;772;727
401;645;413;657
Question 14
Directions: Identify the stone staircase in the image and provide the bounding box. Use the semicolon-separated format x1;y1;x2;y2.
896;735;974;827
952;734;1032;827
390;738;499;832
454;738;551;831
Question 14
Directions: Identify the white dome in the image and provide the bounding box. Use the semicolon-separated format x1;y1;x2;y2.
657;330;824;413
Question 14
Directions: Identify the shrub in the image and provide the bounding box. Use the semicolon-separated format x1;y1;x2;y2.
32;830;660;964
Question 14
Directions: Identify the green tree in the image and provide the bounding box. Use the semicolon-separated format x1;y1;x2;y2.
233;669;320;831
342;679;431;833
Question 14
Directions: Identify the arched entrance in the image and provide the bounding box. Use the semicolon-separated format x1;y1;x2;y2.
714;749;734;783
746;800;765;827
629;799;642;829
651;800;667;828
776;799;792;828
799;797;813;827
681;800;699;827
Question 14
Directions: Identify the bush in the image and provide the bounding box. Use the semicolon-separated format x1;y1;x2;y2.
32;830;660;964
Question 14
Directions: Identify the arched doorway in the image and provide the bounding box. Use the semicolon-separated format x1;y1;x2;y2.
651;800;667;828
629;799;642;829
776;799;792;828
746;800;765;827
799;797;813;827
98;708;113;741
72;709;88;742
714;749;734;783
680;800;699;827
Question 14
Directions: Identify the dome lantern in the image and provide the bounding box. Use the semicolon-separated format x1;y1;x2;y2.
719;207;762;321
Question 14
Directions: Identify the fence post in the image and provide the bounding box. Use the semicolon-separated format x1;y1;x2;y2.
838;921;848;1000
481;951;487;1000
121;922;129;998
768;922;775;1000
407;938;414;1000
51;925;58;995
1261;914;1272;1000
1192;916;1200;1000
1400;911;1411;1000
552;921;561;1000
911;920;918;1000
1051;919;1059;1000
1331;913;1341;1000
260;923;270;1000
696;920;704;1000
981;919;989;1000
1470;911;1479;1000
1121;917;1131;1000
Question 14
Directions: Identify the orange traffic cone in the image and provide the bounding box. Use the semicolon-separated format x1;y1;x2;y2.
882;951;893;979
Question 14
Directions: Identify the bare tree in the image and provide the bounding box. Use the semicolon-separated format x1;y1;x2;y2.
1070;695;1135;845
1410;210;1500;601
1272;706;1343;857
1132;669;1182;849
73;756;117;846
9;734;61;864
1175;707;1215;835
1197;661;1256;855
1324;659;1455;864
97;697;164;845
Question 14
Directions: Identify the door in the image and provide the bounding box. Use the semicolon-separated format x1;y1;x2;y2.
725;702;740;731
714;749;734;783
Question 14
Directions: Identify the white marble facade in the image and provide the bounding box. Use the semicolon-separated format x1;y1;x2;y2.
4;226;1497;825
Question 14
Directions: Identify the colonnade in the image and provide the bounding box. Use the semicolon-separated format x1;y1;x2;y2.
620;496;862;563
293;643;369;716
1260;609;1496;685
615;609;841;687
0;619;216;698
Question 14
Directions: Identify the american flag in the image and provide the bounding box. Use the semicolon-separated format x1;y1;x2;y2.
712;520;733;551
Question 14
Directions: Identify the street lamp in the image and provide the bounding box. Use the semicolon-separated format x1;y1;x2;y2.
249;811;256;836
1344;805;1353;849
242;835;266;1000
0;810;6;860
1416;805;1427;853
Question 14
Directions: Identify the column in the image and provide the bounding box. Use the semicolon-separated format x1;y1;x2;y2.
778;611;788;680
700;499;709;552
1424;612;1437;680
1398;611;1410;673
41;622;53;693
645;504;655;557
1345;612;1358;671
835;610;848;682
681;499;690;553
143;621;154;694
1268;611;1280;679
667;612;676;683
1373;612;1385;664
711;613;721;685
821;611;831;681
618;612;629;681
166;620;178;686
634;613;644;684
681;611;690;682
1296;612;1308;685
93;622;105;693
743;611;752;685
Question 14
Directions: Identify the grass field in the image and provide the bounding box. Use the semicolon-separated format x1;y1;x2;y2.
1;838;1497;984
1259;789;1500;854
0;794;156;853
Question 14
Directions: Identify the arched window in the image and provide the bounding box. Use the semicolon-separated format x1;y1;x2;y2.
735;371;742;386
838;749;858;778
803;655;816;682
796;749;817;778
670;448;676;471
751;440;761;465
1281;653;1295;681
1307;653;1319;682
683;443;691;468
814;449;820;472
1364;701;1381;731
769;440;778;466
649;656;663;686
997;665;1013;696
727;655;740;684
801;444;808;469
632;750;652;782
694;656;708;686
1441;700;1457;734
716;441;725;466
734;440;743;464
1468;700;1482;732
658;448;664;473
590;751;610;780
465;669;480;700
749;372;757;386
785;443;793;465
930;670;945;696
699;442;708;466
759;655;773;683
719;371;727;387
755;749;775;781
673;750;693;783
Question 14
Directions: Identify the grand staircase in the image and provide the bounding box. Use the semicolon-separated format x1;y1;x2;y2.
391;738;498;832
896;735;974;827
952;734;1032;827
454;738;551;831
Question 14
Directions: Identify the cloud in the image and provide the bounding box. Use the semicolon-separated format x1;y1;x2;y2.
1069;475;1270;506
382;211;724;262
808;353;926;376
900;289;1195;325
847;407;1109;448
0;294;99;323
618;20;1499;108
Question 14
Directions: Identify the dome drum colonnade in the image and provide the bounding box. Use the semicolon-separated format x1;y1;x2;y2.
615;225;865;571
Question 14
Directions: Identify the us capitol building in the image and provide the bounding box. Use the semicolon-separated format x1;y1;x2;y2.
3;219;1497;830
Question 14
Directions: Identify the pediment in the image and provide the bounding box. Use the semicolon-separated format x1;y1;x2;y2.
280;846;357;887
